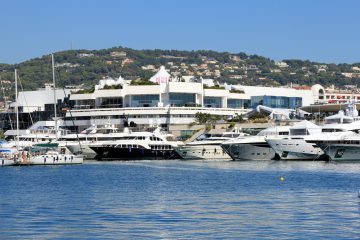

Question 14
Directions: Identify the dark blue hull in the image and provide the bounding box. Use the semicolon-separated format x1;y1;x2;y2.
90;146;182;160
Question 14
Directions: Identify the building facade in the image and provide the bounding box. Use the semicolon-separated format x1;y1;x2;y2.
65;67;317;131
9;66;358;132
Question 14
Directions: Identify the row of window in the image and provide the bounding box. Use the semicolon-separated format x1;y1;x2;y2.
251;96;302;109
326;95;358;99
74;95;251;109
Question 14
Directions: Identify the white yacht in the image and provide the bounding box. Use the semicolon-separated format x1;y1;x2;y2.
11;56;84;166
16;143;83;165
265;120;325;161
0;148;18;166
89;128;184;160
59;123;126;159
221;125;290;160
175;131;249;160
305;131;360;162
4;120;71;150
266;102;360;161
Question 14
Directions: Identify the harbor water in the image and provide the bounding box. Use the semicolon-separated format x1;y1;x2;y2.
1;160;360;239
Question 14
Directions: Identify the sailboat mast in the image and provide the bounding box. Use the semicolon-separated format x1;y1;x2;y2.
51;53;58;140
15;69;19;150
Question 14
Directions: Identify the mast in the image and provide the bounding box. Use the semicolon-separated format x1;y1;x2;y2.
51;53;58;140
15;69;19;150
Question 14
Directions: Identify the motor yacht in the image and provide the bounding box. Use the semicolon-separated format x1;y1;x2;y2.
266;103;360;161
89;128;183;160
175;131;249;160
221;125;290;160
305;131;360;161
59;123;126;159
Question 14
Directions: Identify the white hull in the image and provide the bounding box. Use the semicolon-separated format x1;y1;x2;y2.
65;143;97;159
266;138;325;161
19;154;83;165
1;159;16;166
321;144;360;161
222;143;275;161
175;145;231;160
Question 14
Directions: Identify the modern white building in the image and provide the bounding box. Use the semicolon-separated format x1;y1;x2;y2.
65;66;320;131
10;83;72;113
8;66;357;132
66;71;250;130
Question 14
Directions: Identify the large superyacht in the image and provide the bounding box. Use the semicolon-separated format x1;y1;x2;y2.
221;125;290;160
305;131;360;161
266;102;360;161
59;123;126;159
89;128;183;160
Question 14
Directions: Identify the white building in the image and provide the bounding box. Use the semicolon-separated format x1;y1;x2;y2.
11;66;353;132
65;66;320;131
11;84;71;113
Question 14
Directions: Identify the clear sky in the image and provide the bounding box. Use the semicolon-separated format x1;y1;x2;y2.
1;0;360;64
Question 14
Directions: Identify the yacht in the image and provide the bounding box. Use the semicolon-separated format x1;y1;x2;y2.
266;102;360;161
16;143;83;165
89;128;183;160
221;125;290;160
305;131;360;162
4;120;71;150
11;56;84;166
0;148;18;166
175;131;249;160
59;123;126;159
265;120;325;161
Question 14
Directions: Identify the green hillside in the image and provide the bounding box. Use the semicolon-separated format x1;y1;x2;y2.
0;46;359;94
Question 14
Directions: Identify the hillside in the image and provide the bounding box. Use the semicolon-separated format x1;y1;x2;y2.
1;46;360;94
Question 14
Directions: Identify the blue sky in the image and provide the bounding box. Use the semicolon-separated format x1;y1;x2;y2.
1;0;360;64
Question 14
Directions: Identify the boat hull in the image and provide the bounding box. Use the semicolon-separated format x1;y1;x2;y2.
18;154;83;165
90;146;181;160
175;145;231;160
266;139;327;161
221;143;275;161
0;159;16;166
66;144;97;159
319;144;360;161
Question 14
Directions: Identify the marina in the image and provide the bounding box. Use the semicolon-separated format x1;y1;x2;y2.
2;1;360;239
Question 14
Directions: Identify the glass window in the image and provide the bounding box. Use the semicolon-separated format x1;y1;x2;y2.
204;97;222;108
251;96;302;109
227;99;246;109
130;95;159;107
100;97;123;108
169;93;196;107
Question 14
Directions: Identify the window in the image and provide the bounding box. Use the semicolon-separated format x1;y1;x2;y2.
169;93;196;107
100;97;123;108
204;97;222;108
227;99;247;109
131;95;159;107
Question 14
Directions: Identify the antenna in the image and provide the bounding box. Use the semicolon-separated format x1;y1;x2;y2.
15;69;19;151
51;53;58;140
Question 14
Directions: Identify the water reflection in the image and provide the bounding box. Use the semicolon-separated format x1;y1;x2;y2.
0;161;360;239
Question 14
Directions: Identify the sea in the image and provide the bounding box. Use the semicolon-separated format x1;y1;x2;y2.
1;160;360;239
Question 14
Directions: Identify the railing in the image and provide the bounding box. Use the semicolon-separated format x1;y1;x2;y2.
69;106;248;113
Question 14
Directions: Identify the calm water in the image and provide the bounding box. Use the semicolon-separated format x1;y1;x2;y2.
1;160;360;239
